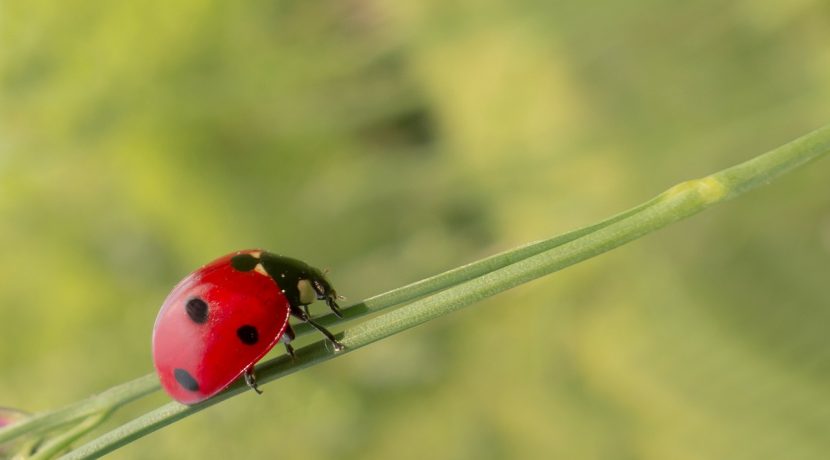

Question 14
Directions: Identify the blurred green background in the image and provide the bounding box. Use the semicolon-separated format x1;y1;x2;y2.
2;1;830;459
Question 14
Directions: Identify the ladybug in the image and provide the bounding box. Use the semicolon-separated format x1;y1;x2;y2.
152;249;344;405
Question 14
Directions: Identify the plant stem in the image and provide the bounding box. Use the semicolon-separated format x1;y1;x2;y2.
0;174;657;449
57;124;830;459
29;412;111;460
292;193;659;335
0;375;157;445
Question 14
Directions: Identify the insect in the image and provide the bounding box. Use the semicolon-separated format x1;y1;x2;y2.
152;249;344;405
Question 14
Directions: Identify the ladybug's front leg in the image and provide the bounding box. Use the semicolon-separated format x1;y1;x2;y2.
325;295;343;318
289;305;344;352
243;367;263;395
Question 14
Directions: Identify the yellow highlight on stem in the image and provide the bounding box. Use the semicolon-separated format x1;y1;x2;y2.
663;176;728;205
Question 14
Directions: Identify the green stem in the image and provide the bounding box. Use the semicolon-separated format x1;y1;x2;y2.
58;124;830;459
714;124;830;198
29;412;111;460
0;375;157;446
0;171;654;449
293;191;659;334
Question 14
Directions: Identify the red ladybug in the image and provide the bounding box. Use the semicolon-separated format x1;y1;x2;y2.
152;250;344;405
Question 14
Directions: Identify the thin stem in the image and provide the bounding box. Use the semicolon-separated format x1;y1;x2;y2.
0;376;157;445
0;168;659;449
714;124;830;198
292;192;659;334
29;412;111;460
59;124;830;459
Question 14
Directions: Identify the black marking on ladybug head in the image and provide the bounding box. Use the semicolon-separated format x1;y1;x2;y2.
231;254;260;272
237;325;259;345
313;279;325;296
185;297;209;324
174;368;199;392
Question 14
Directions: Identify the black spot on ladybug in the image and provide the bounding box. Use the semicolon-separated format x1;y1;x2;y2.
174;368;199;392
231;254;259;272
185;298;209;324
237;325;259;345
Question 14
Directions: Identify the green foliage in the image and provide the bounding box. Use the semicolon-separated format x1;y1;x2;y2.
1;1;830;459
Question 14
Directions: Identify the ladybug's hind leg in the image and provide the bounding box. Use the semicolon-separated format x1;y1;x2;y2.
282;324;296;358
290;305;344;352
244;367;263;395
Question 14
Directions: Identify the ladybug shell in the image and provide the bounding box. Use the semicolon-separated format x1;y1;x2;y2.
152;250;291;405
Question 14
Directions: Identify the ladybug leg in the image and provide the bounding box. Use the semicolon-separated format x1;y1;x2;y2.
290;305;344;352
325;296;343;318
244;367;263;395
281;324;296;358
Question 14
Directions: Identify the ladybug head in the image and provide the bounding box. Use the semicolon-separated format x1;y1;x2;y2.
307;268;343;318
302;268;333;301
254;251;344;318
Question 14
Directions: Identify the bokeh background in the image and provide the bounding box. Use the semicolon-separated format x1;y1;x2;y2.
2;1;830;459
